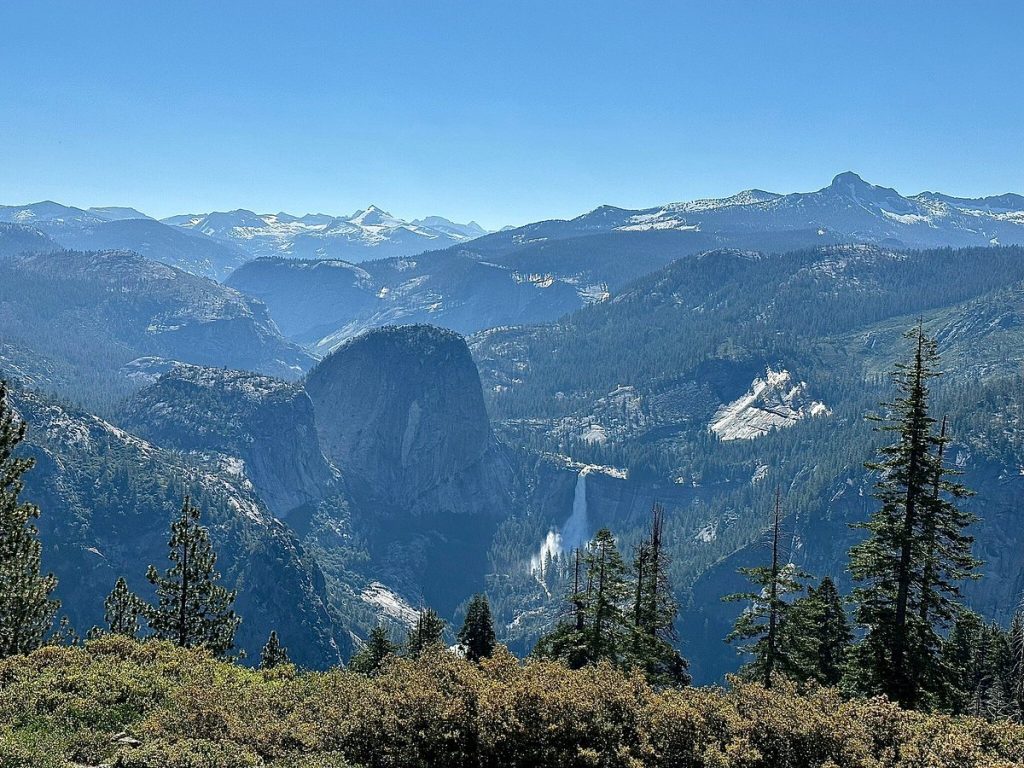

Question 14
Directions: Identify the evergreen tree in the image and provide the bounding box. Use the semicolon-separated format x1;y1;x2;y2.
145;496;240;657
940;610;983;715
532;548;591;669
725;489;806;688
785;576;852;686
536;525;689;684
534;530;632;669
258;630;290;669
103;577;145;638
1009;609;1024;721
0;380;59;658
848;326;979;709
630;504;690;686
584;528;631;663
940;613;1023;720
350;624;398;675
405;608;445;658
983;624;1017;719
458;593;496;662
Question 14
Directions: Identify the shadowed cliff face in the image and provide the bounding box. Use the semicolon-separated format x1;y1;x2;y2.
306;324;517;612
306;324;496;514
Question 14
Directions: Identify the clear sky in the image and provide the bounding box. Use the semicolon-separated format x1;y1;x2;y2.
1;1;1021;229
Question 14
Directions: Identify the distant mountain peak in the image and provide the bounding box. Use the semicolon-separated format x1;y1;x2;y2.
88;206;152;222
829;171;872;189
348;205;397;227
823;171;906;207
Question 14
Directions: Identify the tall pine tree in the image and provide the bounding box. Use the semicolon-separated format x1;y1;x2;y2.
458;593;496;662
784;576;852;686
534;529;632;669
350;625;398;675
584;528;631;664
104;577;145;638
0;381;59;658
145;496;240;657
532;548;591;669
631;504;690;685
848;326;979;709
725;489;806;688
259;630;290;669
405;608;445;658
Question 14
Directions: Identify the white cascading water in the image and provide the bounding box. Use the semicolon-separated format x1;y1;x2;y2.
561;467;591;552
530;467;591;575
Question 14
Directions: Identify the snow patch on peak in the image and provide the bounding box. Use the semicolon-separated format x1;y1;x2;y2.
348;205;399;228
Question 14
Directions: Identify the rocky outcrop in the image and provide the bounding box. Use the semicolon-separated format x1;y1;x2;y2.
305;325;518;612
122;364;338;520
709;367;829;441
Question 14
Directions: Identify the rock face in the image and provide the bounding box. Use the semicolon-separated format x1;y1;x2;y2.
306;325;495;513
122;364;338;520
305;324;517;611
709;367;829;441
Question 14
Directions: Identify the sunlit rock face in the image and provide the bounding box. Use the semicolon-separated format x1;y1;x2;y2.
122;363;338;520
710;367;829;441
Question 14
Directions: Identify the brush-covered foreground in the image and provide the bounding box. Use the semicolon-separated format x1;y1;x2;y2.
1;637;1022;768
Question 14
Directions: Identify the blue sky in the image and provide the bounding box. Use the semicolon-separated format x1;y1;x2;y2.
1;1;1021;229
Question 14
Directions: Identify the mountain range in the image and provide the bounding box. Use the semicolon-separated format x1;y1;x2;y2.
0;201;492;278
5;171;1023;286
163;205;490;263
223;172;1024;354
474;171;1024;249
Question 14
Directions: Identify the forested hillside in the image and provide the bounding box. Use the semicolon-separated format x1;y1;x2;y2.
0;249;311;413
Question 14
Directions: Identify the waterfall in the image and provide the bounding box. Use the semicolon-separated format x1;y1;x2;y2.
561;467;590;552
530;467;591;575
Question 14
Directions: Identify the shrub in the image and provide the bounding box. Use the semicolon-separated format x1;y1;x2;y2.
1;639;1023;768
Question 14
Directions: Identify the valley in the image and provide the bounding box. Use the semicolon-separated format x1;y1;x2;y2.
3;172;1024;682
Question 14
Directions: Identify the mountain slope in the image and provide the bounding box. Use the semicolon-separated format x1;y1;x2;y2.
0;222;58;256
0;201;251;279
0;200;105;228
122;364;339;520
227;228;844;354
51;218;251;279
0;249;313;410
469;244;1024;680
8;383;346;666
